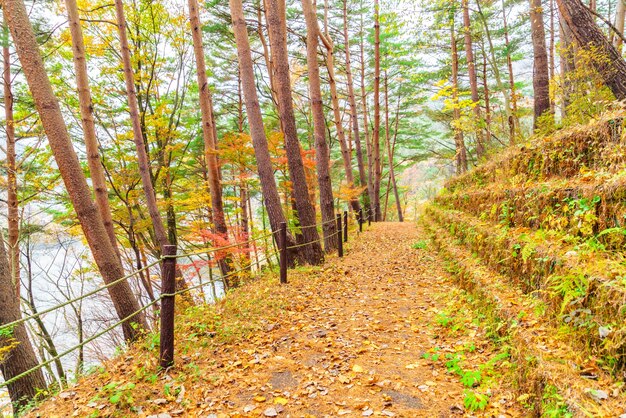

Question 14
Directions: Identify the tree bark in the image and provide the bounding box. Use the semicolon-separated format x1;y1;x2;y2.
302;0;338;252
0;238;46;412
342;0;368;210
502;0;519;143
557;0;626;101
384;72;402;221
65;0;121;263
476;0;514;144
3;19;19;298
614;0;626;52
266;0;323;264
559;8;577;113
188;0;234;284
373;0;382;221
359;9;374;219
462;0;486;158
5;0;147;341
451;21;468;174
229;0;301;264
319;14;360;215
113;1;170;251
530;0;553;128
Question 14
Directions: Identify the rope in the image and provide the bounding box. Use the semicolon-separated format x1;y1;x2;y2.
173;231;276;259
297;217;337;231
165;253;275;298
286;230;340;250
0;252;279;389
0;214;363;388
0;258;162;333
0;297;160;389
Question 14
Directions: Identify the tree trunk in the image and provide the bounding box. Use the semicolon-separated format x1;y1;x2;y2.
266;0;323;264
462;0;486;158
451;22;468;174
530;0;552;128
342;0;368;211
319;16;360;215
113;1;170;251
3;19;19;298
0;239;46;412
559;9;577;113
614;0;626;52
482;50;492;144
302;0;338;252
373;0;382;221
360;11;375;220
476;0;513;144
384;73;402;221
502;0;519;143
549;0;556;115
229;0;301;264
257;0;280;109
188;0;234;284
557;0;626;101
65;0;121;263
5;0;147;341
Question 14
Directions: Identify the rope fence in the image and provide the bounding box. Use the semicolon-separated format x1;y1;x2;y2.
0;207;374;401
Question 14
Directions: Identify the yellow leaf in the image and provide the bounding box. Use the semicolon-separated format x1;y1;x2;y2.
273;397;288;405
352;364;364;373
254;396;266;402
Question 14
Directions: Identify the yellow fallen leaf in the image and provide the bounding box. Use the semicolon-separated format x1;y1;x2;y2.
273;397;288;405
352;364;364;373
254;395;266;402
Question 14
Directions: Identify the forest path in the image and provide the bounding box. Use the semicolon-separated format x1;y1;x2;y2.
31;222;524;418
187;222;522;417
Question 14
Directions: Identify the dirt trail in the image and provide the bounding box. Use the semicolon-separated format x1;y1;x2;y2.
192;222;521;417
31;222;522;418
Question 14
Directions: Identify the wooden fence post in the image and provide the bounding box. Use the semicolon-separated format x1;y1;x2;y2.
279;222;287;284
343;210;348;242
336;214;343;258
160;244;177;369
359;208;363;233
368;209;371;226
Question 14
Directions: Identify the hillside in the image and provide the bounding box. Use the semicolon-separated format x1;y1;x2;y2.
422;115;626;416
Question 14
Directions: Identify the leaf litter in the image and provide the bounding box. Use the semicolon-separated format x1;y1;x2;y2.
26;222;525;417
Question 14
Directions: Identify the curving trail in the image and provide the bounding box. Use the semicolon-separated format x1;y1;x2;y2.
29;222;523;418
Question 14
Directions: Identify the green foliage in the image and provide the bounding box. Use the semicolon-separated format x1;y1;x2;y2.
411;240;429;249
463;390;489;411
